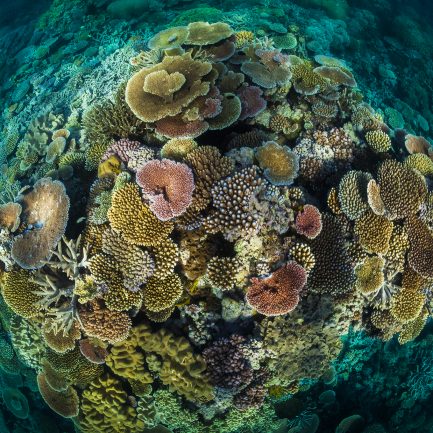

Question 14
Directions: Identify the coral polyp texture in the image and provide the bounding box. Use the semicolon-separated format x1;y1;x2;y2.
1;12;433;433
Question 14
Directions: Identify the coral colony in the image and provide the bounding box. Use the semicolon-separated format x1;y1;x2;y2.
0;11;433;433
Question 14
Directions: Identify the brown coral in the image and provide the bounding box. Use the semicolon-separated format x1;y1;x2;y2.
107;183;173;247
12;178;70;269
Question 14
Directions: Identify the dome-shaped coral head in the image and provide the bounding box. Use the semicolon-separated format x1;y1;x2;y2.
255;141;299;186
246;261;307;316
136;159;195;221
11;178;69;270
295;204;323;239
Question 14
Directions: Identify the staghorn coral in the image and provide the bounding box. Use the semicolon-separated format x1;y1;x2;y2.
246;261;307;316
11;178;70;269
136;159;195;221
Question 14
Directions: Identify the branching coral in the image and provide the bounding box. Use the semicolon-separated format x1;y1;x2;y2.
107;183;173;246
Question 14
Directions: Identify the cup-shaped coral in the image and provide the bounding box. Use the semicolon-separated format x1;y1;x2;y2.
136;159;195;221
255;141;299;186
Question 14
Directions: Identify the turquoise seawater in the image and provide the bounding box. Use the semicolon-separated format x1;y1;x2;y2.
0;1;432;432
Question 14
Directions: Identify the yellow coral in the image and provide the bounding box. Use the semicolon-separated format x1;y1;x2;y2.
97;155;121;178
355;256;385;295
354;211;393;254
288;243;315;272
365;130;391;152
390;286;425;324
404;153;433;176
1;270;43;318
235;30;254;48
108;183;173;247
142;274;183;313
131;323;214;403
160;138;198;160
255;141;299;186
377;159;427;220
79;373;144;433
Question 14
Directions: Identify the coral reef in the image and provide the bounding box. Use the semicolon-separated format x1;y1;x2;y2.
1;7;433;433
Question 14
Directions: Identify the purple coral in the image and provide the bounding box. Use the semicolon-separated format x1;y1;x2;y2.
203;335;253;389
238;85;267;120
102;139;141;163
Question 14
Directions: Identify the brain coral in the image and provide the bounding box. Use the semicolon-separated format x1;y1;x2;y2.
255;141;299;186
136;159;195;221
246;261;307;316
11;178;69;269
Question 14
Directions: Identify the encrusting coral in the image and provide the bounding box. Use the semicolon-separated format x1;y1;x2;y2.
2;17;433;433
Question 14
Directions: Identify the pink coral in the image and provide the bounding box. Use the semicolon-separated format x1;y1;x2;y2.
136;159;195;221
246;261;307;316
102;139;141;163
295;204;323;239
238;85;267;120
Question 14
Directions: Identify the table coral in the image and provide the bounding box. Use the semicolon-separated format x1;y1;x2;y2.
136;159;195;221
255;141;299;186
11;178;70;269
246;261;307;316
